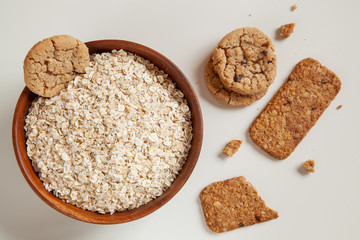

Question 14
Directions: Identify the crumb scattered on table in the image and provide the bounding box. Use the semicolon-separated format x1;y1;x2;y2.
291;4;297;11
304;160;315;173
337;105;342;110
222;140;242;157
280;23;296;38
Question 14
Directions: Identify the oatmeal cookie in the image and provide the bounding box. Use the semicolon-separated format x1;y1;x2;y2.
249;58;341;159
212;28;277;95
200;176;278;233
205;57;267;106
23;35;90;97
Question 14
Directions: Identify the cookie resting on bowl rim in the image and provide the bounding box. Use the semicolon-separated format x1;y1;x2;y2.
12;39;203;224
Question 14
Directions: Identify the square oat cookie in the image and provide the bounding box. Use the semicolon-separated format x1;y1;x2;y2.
199;176;278;233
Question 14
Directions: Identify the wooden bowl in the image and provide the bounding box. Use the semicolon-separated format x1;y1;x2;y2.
12;40;203;224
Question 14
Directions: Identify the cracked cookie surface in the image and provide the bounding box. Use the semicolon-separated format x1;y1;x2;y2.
205;57;266;106
23;35;90;97
213;28;276;95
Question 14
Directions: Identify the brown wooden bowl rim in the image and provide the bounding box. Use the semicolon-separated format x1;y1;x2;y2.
12;39;203;224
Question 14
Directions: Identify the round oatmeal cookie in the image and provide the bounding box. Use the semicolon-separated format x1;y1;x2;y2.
212;27;277;95
205;57;267;107
23;35;90;97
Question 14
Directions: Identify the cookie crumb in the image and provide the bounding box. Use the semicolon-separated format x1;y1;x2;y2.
200;176;278;233
336;105;342;110
280;23;296;38
222;140;242;157
304;160;315;173
291;4;297;11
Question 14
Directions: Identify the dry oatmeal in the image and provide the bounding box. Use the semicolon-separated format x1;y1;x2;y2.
25;50;193;214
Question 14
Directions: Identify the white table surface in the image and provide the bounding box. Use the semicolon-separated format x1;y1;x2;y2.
1;0;360;239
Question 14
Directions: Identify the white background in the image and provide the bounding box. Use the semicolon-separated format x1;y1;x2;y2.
1;0;360;239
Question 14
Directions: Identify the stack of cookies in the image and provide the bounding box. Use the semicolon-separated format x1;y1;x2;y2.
205;27;277;106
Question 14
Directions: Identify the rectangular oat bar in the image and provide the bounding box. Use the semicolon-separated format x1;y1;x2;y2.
249;58;341;159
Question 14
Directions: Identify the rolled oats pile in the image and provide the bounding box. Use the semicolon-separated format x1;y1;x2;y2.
25;50;193;214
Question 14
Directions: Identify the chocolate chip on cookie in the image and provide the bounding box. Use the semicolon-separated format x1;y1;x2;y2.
23;35;90;97
212;27;277;95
